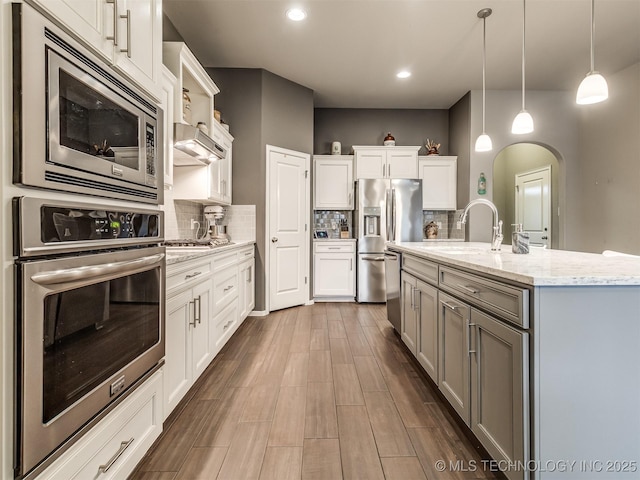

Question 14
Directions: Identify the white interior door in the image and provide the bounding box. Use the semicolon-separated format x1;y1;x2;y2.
267;146;310;312
515;166;551;248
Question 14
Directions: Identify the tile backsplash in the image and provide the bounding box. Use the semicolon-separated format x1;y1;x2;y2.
223;205;256;242
162;189;256;242
422;210;465;240
314;210;353;239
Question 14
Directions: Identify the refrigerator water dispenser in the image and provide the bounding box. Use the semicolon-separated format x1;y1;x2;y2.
363;207;381;236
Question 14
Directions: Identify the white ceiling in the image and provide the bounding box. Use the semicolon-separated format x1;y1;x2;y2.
163;0;640;109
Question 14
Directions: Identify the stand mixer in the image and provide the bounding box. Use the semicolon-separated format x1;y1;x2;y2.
203;205;230;244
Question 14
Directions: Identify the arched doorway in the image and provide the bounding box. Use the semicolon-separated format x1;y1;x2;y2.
493;143;562;249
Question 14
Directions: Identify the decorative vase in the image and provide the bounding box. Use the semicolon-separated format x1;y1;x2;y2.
383;132;396;146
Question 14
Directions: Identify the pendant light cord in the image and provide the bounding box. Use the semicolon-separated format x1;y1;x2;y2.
521;0;526;110
482;15;487;132
590;0;595;72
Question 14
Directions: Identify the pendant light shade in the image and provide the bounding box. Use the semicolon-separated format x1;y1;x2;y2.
475;134;493;152
475;8;493;152
511;110;535;134
512;0;533;134
576;73;608;104
576;0;608;104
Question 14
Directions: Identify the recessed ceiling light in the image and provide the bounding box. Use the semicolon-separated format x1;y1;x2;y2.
396;71;411;79
286;8;307;21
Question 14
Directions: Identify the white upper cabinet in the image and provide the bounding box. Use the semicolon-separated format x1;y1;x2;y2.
30;0;162;100
112;0;162;100
353;146;420;179
160;66;177;188
313;155;354;210
210;122;234;205
419;156;457;210
163;41;219;132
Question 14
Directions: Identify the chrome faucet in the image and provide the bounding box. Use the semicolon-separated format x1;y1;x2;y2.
459;199;504;251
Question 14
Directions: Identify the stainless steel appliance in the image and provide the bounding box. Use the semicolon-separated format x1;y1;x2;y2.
204;205;230;241
384;250;402;331
14;198;165;479
12;4;163;204
355;178;422;303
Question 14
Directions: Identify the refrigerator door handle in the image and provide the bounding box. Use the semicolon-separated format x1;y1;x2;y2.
391;188;397;242
384;189;393;242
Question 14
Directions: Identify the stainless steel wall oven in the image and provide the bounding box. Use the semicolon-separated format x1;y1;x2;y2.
12;3;163;204
13;198;165;479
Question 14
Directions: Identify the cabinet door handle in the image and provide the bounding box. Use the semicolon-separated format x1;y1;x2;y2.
382;163;385;177
98;437;134;473
442;301;458;311
247;268;252;282
388;163;391;177
224;285;234;292
350;258;353;271
409;286;414;309
468;322;477;355
413;287;420;311
457;284;479;295
348;192;352;206
189;300;197;327
119;9;131;57
105;0;118;45
195;295;202;324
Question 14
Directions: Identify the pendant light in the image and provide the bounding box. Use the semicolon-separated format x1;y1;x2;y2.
512;0;534;134
576;0;608;104
475;8;493;152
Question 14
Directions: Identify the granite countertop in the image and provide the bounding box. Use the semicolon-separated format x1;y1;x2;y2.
166;240;255;266
387;241;640;286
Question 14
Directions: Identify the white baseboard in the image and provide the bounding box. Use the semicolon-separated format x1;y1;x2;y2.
248;310;268;317
304;299;315;306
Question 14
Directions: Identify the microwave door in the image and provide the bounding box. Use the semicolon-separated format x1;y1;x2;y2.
47;49;149;187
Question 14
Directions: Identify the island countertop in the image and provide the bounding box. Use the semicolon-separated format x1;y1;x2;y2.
386;241;640;286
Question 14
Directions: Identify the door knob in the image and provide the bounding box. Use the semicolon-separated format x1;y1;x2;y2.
271;237;278;243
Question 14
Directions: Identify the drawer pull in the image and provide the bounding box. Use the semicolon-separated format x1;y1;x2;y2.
328;247;341;250
457;284;479;295
98;437;134;474
442;301;458;311
245;252;253;256
223;285;234;292
185;271;202;280
223;320;233;331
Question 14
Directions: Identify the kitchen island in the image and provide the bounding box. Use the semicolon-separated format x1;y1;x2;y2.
386;242;640;480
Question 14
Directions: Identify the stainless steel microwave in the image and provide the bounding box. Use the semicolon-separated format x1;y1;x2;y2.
12;3;163;204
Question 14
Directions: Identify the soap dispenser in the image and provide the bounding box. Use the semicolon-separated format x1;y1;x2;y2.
511;224;530;254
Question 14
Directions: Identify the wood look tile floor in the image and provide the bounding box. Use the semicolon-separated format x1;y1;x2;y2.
131;304;498;480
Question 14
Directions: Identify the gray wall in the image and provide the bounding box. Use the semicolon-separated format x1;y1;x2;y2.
448;93;471;209
162;14;184;42
314;108;448;155
575;62;640;254
208;68;314;310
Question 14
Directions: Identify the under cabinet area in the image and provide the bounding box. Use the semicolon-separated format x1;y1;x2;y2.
313;241;356;300
313;155;354;210
353;146;420;179
397;251;529;480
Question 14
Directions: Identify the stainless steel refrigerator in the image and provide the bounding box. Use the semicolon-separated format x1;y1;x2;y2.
355;178;423;303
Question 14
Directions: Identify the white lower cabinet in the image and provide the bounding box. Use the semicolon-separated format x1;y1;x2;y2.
313;241;356;299
35;370;163;480
415;279;438;383
238;246;256;320
165;258;214;418
164;244;254;419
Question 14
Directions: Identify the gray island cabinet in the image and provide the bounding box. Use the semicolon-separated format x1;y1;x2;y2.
387;242;640;480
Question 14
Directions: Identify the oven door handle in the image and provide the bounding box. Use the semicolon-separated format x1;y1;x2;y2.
30;253;165;285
